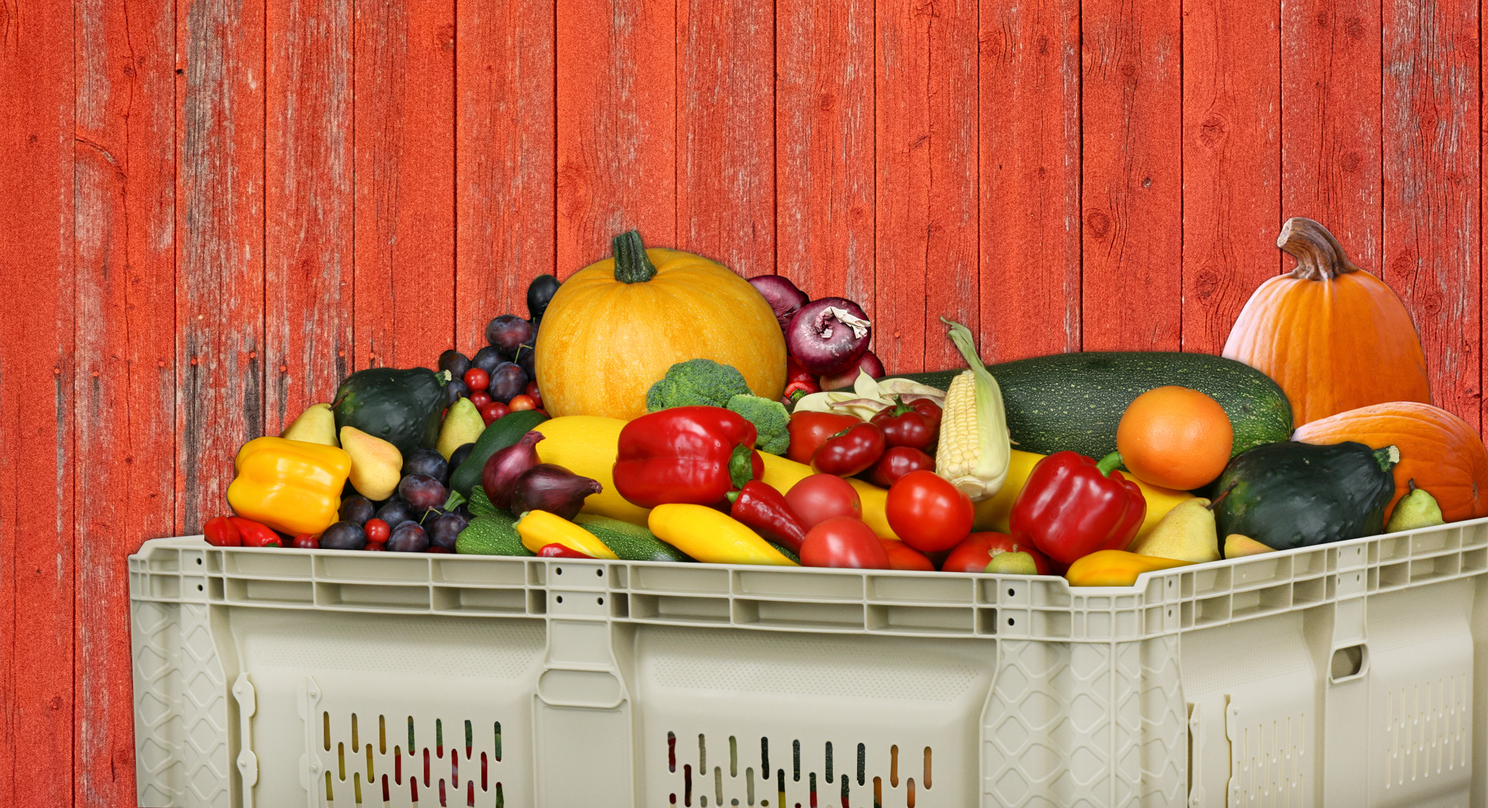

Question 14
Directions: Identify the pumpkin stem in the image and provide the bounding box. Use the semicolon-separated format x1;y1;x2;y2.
612;230;658;284
1277;217;1363;281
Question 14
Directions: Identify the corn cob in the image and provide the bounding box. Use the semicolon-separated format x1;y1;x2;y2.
934;318;1011;501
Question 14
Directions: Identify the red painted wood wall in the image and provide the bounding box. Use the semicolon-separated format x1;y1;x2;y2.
0;0;1480;802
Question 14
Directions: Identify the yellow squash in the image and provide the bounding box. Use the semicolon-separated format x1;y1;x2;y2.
1064;550;1192;587
516;511;619;559
648;504;797;566
533;415;652;525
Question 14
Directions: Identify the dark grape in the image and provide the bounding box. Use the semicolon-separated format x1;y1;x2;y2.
398;473;447;512
448;442;476;472
339;495;376;525
488;362;529;405
486;314;535;355
471;345;503;375
438;350;471;379
446;377;471;406
427;512;468;551
514;341;537;379
527;274;561;323
387;521;430;553
320;521;367;551
402;448;449;484
376;500;414;529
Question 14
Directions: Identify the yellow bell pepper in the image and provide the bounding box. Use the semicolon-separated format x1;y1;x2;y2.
973;449;1191;539
1064;550;1192;587
227;437;351;536
648;504;797;566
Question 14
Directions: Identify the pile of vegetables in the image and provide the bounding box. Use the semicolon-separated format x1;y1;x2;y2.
204;218;1488;589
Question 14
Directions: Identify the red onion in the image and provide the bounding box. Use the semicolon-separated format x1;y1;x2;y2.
785;297;873;375
482;431;543;510
748;275;810;329
509;464;603;521
819;351;885;391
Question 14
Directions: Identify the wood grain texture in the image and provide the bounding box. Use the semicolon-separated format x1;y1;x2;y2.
266;0;352;429
456;0;557;349
353;0;457;371
176;0;265;534
0;0;76;804
1180;0;1281;354
774;0;875;308
977;0;1082;362
555;0;677;274
74;0;175;802
1383;0;1480;428
676;0;775;278
1080;0;1183;352
875;0;980;374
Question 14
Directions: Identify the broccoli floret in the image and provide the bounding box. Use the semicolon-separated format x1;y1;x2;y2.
646;358;753;411
727;394;790;456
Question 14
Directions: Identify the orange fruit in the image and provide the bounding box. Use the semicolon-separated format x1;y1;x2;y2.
1116;386;1234;491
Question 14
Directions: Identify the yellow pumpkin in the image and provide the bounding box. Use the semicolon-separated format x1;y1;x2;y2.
535;231;787;420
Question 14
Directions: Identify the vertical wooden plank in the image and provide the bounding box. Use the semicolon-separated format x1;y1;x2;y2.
354;0;456;370
0;0;75;804
1181;0;1281;353
75;0;176;801
978;0;1082;362
1080;0;1183;351
775;0;875;306
875;0;980;375
455;0;556;348
266;0;352;429
676;0;775;277
555;0;676;273
177;0;265;533
1280;0;1382;268
1383;0;1480;429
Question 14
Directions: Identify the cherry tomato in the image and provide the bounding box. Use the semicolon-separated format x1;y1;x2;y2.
868;446;936;488
908;399;943;444
880;538;935;571
469;391;493;410
480;401;509;425
463;367;490;392
508;394;536;412
812;422;886;477
870;401;934;451
364;518;391;544
291;533;320;549
785;474;862;528
800;517;891;569
941;532;1051;574
364;542;386;552
886;470;974;553
786;412;859;465
525;381;543;408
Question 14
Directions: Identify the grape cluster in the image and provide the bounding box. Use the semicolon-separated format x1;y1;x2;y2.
440;275;558;426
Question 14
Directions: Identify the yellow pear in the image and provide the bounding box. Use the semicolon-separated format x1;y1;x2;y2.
1385;480;1445;533
340;425;403;501
437;398;486;460
282;402;338;446
1223;534;1276;559
1128;497;1221;563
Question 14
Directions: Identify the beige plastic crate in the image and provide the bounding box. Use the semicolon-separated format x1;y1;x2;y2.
131;518;1488;808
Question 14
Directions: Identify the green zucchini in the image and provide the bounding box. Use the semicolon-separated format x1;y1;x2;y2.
573;514;693;563
448;410;550;498
332;367;450;457
455;512;531;556
898;352;1293;460
1211;441;1398;550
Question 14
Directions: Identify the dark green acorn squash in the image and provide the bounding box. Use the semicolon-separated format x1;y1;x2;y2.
1211;441;1398;550
332;367;450;457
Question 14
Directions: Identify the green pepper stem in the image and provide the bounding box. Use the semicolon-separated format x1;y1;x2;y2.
612;230;658;284
728;445;755;490
1096;452;1124;477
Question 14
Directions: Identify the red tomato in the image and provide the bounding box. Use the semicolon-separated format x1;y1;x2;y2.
811;422;886;477
786;412;860;465
291;533;320;549
463;368;490;392
880;538;935;571
525;381;543;408
870;404;934;451
480;401;509;425
800;517;891;569
364;518;391;544
469;391;493;410
364;542;386;552
886;471;974;553
868;446;935;487
941;532;1051;575
785;474;862;528
508;394;536;412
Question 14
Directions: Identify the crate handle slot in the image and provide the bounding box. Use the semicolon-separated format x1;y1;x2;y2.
231;673;258;805
1329;644;1368;683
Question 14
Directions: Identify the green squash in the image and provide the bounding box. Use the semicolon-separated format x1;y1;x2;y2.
1211;441;1399;550
332;367;450;457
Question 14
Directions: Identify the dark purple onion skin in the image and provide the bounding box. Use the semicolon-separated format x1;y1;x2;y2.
748;275;810;329
786;297;873;375
819;350;885;391
482;431;544;510
509;464;602;521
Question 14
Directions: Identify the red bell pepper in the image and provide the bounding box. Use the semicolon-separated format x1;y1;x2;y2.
870;398;935;452
727;481;810;554
228;516;282;548
203;516;241;547
614;406;763;508
812;422;886;477
1009;451;1146;565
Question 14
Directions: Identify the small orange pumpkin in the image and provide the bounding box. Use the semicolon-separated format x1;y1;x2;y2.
1292;401;1488;524
1222;217;1431;427
534;231;786;420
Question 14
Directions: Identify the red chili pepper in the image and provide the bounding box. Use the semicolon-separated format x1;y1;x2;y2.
812;422;886;478
1009;451;1146;565
228;516;282;548
614;406;762;508
870;398;935;452
537;543;593;559
727;480;810;554
868;446;935;488
203;516;242;547
291;533;320;549
786;411;859;465
782;356;819;404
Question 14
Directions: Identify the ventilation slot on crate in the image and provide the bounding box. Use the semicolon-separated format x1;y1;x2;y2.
316;710;509;807
1228;713;1305;805
664;732;933;806
1384;674;1469;789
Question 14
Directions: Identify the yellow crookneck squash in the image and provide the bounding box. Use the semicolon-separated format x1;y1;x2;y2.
1222;217;1431;427
534;230;787;420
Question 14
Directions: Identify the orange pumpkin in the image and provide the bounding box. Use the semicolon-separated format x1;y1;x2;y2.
1292;401;1488;524
534;230;787;420
1222;217;1430;427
